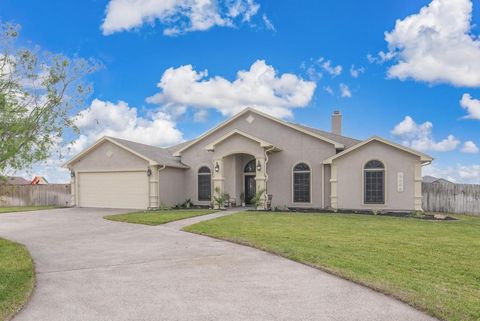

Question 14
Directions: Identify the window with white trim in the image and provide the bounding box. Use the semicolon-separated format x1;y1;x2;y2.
293;163;311;203
364;160;385;204
198;166;211;201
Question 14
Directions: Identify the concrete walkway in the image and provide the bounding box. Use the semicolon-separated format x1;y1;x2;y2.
0;208;437;321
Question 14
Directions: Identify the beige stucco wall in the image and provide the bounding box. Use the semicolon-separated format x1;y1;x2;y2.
69;141;149;171
158;167;186;207
180;111;337;208
332;140;421;211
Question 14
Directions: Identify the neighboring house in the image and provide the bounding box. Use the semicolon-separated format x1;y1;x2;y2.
31;176;49;185
1;176;30;185
422;175;439;184
423;175;454;185
65;108;433;210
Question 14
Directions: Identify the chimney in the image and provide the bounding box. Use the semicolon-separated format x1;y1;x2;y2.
331;111;342;135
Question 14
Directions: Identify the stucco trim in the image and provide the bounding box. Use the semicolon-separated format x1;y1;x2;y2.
63;136;159;167
204;129;281;152
323;136;433;164
173;108;344;156
291;162;313;205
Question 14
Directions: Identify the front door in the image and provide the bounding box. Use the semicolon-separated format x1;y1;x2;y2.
245;175;256;205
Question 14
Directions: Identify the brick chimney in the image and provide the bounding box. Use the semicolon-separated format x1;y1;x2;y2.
331;111;342;135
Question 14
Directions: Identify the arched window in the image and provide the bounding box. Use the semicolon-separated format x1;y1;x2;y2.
244;159;256;173
293;163;311;203
364;160;385;204
198;166;211;201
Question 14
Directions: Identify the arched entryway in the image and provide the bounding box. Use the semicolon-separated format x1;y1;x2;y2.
244;159;256;204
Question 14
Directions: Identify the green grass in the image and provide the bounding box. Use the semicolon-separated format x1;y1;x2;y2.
104;209;217;225
0;206;59;214
0;238;35;321
184;212;480;321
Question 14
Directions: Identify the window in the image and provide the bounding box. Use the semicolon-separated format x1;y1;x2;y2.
364;160;385;204
293;163;311;203
198;166;211;201
244;159;256;173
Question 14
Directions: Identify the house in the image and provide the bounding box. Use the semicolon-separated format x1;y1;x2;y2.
65;108;433;210
422;175;439;184
31;176;49;185
423;175;454;185
1;176;30;185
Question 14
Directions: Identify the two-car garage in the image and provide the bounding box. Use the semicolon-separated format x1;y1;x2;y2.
77;171;148;209
65;136;189;210
66;137;156;210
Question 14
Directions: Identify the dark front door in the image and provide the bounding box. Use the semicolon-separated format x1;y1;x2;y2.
245;175;256;205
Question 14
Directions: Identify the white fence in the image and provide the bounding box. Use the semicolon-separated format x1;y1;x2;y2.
422;182;480;215
0;184;71;207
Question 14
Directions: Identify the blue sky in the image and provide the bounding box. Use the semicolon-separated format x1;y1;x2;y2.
2;0;480;183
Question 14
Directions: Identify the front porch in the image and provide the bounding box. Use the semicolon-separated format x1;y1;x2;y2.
205;130;281;210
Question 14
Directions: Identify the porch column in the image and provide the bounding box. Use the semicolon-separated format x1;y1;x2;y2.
255;156;267;210
212;158;224;207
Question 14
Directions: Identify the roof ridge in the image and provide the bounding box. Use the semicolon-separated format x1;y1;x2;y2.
108;136;169;150
291;122;361;141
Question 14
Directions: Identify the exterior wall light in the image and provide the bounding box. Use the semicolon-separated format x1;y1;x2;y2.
257;160;262;172
70;171;75;178
215;162;220;173
146;168;152;176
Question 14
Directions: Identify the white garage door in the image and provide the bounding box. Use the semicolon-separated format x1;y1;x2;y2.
78;171;148;209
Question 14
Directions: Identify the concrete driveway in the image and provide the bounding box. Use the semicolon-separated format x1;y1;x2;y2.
0;208;437;321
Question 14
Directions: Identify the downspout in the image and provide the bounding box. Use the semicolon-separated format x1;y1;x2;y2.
264;146;275;200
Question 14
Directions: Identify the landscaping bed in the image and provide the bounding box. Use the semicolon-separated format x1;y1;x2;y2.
104;209;217;225
184;211;480;321
0;238;35;321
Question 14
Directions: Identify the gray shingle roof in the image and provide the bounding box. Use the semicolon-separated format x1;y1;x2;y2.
1;176;30;185
291;123;362;149
108;121;361;166
108;137;189;169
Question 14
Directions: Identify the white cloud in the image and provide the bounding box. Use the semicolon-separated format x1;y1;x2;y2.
323;86;334;95
72;99;184;154
339;83;352;98
382;0;480;87
147;60;316;119
460;93;480;119
350;65;365;78
193;109;209;122
320;59;342;77
101;0;267;36
301;57;342;81
461;141;479;154
262;14;275;31
424;164;480;184
392;116;460;152
12;99;185;183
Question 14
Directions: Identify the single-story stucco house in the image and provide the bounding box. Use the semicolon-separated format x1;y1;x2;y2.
65;108;433;211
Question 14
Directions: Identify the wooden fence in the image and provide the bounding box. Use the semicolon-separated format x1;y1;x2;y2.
422;182;480;215
0;184;71;207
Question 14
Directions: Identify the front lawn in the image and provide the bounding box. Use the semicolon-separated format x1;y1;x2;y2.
0;206;59;214
184;212;480;321
104;209;217;225
0;238;35;321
